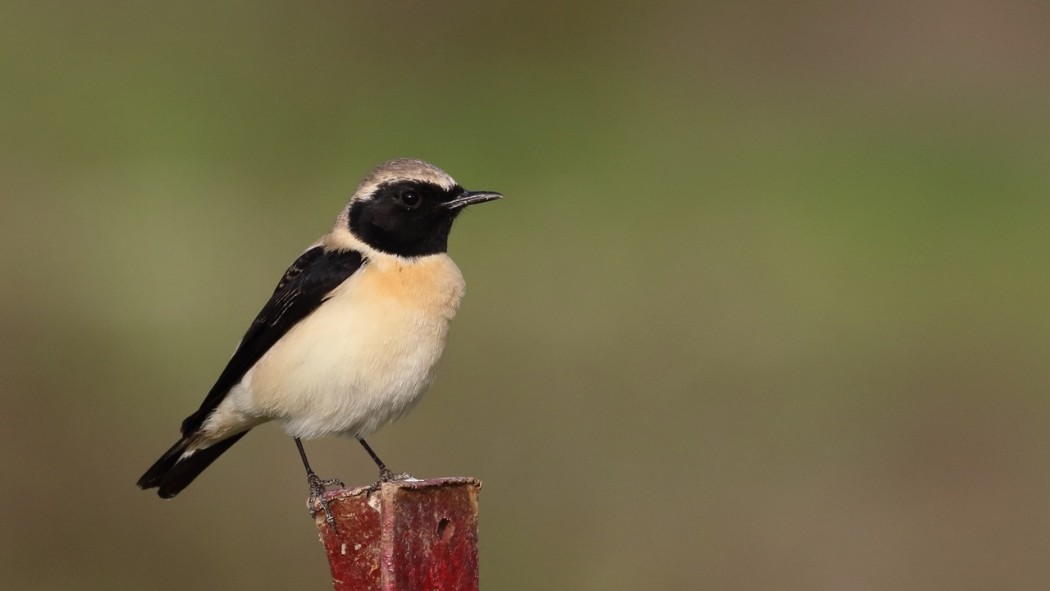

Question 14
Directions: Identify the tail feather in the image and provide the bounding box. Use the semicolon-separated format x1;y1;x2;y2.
137;431;249;498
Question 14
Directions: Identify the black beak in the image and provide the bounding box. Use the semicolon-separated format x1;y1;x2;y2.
441;190;503;210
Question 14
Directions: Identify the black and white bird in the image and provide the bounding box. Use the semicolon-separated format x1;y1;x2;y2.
137;159;501;518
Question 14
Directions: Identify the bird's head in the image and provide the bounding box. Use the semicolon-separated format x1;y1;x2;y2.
334;159;501;257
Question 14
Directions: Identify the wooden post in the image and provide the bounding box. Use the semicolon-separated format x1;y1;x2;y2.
312;477;482;591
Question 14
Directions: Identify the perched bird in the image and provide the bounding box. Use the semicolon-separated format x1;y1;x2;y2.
137;159;501;521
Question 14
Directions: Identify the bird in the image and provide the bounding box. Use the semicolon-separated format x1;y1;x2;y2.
137;158;501;522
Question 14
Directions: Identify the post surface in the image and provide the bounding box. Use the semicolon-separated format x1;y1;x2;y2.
313;477;481;591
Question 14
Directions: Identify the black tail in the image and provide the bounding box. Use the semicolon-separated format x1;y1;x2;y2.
137;431;249;498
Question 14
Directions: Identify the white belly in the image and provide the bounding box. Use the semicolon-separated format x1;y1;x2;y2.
208;253;465;441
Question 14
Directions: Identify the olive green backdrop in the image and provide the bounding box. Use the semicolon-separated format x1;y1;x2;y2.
2;1;1048;589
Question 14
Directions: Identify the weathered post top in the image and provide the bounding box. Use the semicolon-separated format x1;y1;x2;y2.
312;477;482;591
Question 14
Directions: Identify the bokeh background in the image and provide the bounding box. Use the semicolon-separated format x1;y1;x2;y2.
3;1;1049;589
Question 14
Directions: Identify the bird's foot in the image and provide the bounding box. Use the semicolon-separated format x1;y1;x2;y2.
307;472;344;531
365;468;415;495
380;467;414;483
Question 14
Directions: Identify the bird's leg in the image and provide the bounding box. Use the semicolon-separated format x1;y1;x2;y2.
357;437;413;488
295;437;342;529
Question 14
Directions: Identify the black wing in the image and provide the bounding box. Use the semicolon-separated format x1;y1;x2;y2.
180;246;365;435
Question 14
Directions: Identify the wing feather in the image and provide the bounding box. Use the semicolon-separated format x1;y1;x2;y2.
180;246;365;435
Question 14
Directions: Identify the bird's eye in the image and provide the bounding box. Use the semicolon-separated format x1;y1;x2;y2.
398;189;422;209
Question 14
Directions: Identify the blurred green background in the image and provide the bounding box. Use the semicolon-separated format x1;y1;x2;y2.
2;1;1049;589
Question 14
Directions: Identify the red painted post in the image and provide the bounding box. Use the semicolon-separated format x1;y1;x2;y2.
312;477;482;590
